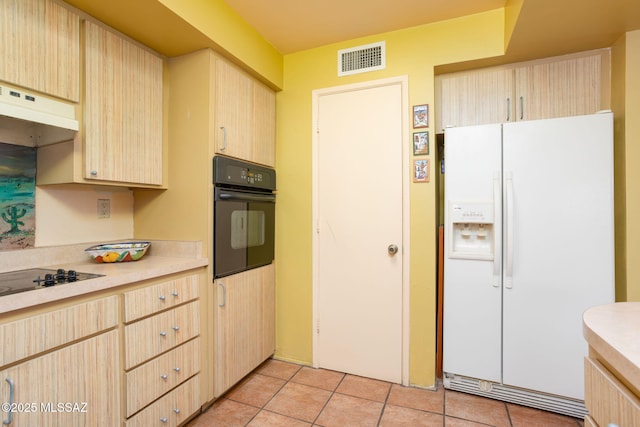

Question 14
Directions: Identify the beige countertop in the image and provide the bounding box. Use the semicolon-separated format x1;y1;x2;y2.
0;240;208;315
583;302;640;394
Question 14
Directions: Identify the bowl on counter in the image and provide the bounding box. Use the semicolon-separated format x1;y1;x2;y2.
85;242;151;263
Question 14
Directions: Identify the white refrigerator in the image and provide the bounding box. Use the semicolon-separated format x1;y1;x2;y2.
442;112;615;418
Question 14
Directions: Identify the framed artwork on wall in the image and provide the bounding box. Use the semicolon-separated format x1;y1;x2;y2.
413;131;429;155
413;159;429;183
413;104;428;128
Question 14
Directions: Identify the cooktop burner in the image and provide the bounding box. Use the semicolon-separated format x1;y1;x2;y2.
0;268;104;297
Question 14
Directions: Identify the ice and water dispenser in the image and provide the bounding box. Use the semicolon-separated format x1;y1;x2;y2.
448;203;494;260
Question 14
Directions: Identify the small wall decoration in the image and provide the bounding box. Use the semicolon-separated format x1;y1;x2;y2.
0;143;36;250
413;159;429;183
412;131;429;155
413;104;428;128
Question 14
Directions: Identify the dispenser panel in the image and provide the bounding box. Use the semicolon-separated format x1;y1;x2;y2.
449;203;494;260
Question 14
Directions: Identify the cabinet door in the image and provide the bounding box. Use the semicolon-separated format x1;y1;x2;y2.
214;59;252;161
214;264;275;396
84;21;163;185
515;52;607;121
439;68;514;130
252;81;276;167
584;356;640;427
0;330;119;427
0;0;80;101
214;58;276;167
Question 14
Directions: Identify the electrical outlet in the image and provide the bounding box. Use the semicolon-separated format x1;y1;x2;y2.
97;199;110;218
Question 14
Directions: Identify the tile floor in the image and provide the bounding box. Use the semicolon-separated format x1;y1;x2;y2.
187;359;584;427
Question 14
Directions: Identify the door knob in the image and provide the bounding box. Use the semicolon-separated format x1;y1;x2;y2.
388;244;398;255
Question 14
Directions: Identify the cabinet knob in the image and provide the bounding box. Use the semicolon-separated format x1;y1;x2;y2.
160;417;168;423
90;170;98;176
172;325;180;332
160;331;167;337
159;295;166;301
173;367;181;373
161;374;168;380
173;408;181;414
171;291;179;297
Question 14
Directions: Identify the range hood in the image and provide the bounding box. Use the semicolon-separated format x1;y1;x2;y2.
0;83;79;147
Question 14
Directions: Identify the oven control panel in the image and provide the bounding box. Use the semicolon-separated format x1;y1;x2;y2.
213;156;276;190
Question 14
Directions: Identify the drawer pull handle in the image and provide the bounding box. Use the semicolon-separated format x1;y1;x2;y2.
171;291;179;297
159;295;166;301
160;417;168;423
161;374;168;380
174;367;181;373
173;408;181;415
160;331;167;337
218;282;226;307
3;377;15;426
172;325;180;332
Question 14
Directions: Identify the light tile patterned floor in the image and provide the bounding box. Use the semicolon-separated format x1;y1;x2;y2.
187;359;584;426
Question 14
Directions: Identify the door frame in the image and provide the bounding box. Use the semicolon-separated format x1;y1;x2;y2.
311;76;411;385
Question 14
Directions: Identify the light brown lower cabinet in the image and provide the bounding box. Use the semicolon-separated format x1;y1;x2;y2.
584;356;640;426
213;264;275;397
0;330;120;427
123;272;203;425
0;269;205;426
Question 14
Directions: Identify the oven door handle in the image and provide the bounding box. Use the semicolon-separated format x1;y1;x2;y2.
216;189;275;202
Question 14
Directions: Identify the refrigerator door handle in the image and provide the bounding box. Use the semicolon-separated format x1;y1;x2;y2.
505;172;514;288
493;173;501;287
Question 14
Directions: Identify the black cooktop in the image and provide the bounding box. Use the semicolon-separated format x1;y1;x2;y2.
0;268;104;297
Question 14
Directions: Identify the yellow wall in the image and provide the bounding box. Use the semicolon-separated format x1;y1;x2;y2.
157;0;283;88
274;9;506;387
613;30;640;301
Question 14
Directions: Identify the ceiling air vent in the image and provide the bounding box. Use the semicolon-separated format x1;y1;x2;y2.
338;41;386;77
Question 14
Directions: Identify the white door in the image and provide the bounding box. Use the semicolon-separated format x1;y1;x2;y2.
314;80;405;383
502;113;615;399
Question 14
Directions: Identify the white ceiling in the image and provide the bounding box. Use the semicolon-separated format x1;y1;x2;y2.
223;0;506;54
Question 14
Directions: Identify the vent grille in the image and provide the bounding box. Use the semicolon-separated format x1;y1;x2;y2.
338;42;385;76
443;374;587;419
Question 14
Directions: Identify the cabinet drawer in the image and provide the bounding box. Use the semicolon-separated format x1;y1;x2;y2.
585;357;640;427
124;301;200;369
0;295;118;367
125;338;200;417
124;274;199;322
126;375;200;427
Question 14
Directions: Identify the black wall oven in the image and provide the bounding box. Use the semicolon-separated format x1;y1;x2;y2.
213;156;276;278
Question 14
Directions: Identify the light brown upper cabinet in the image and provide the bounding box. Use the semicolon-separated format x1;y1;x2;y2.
84;21;164;186
514;53;608;121
38;20;165;188
436;49;610;132
0;0;80;102
439;68;514;131
214;59;276;167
